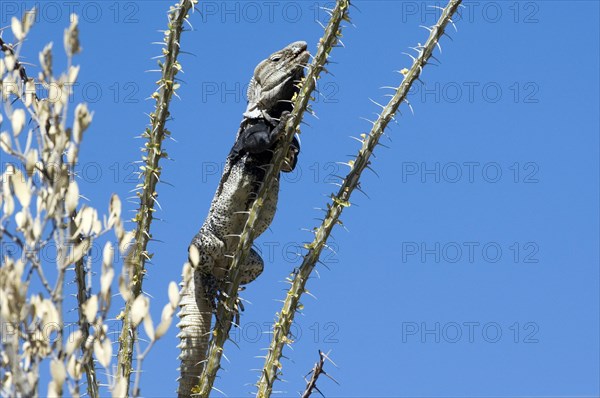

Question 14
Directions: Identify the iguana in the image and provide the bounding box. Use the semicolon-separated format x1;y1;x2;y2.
177;41;310;397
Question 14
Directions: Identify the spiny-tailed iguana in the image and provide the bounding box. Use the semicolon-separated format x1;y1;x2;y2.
177;41;310;397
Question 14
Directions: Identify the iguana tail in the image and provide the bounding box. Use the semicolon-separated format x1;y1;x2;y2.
177;270;212;397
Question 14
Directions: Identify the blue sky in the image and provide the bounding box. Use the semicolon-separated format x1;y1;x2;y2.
1;1;598;397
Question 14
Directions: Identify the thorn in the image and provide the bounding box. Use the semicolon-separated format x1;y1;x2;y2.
408;46;423;55
335;161;353;169
368;98;386;109
402;52;417;62
365;165;380;178
376;141;390;149
404;98;415;116
349;135;364;144
359;117;376;126
313;385;326;397
349;2;361;12
323;244;337;256
320;6;334;15
211;386;226;395
338;222;350;233
183;17;194;31
323;371;340;385
226;338;240;350
355;184;371;199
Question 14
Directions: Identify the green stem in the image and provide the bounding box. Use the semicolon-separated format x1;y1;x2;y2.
115;0;197;391
256;0;462;396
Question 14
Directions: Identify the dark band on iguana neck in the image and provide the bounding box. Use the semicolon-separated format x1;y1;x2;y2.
229;118;300;171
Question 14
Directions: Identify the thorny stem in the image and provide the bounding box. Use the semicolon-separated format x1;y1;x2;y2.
195;1;351;396
115;0;197;391
301;350;336;398
72;212;99;398
256;0;462;396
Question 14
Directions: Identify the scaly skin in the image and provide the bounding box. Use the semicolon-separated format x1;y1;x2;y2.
177;41;310;397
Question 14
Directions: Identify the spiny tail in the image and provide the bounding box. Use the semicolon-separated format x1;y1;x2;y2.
177;270;212;397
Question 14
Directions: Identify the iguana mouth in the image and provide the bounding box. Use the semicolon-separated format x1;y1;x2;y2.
289;41;309;62
287;41;310;76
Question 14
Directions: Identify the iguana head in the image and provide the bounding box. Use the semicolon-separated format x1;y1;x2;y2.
244;41;310;119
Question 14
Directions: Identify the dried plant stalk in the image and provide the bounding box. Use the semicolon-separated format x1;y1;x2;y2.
1;8;181;398
0;10;133;398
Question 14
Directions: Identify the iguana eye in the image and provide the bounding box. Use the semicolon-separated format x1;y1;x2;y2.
270;55;281;62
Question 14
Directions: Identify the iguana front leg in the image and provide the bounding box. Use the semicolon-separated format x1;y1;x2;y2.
189;230;265;310
189;230;223;309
